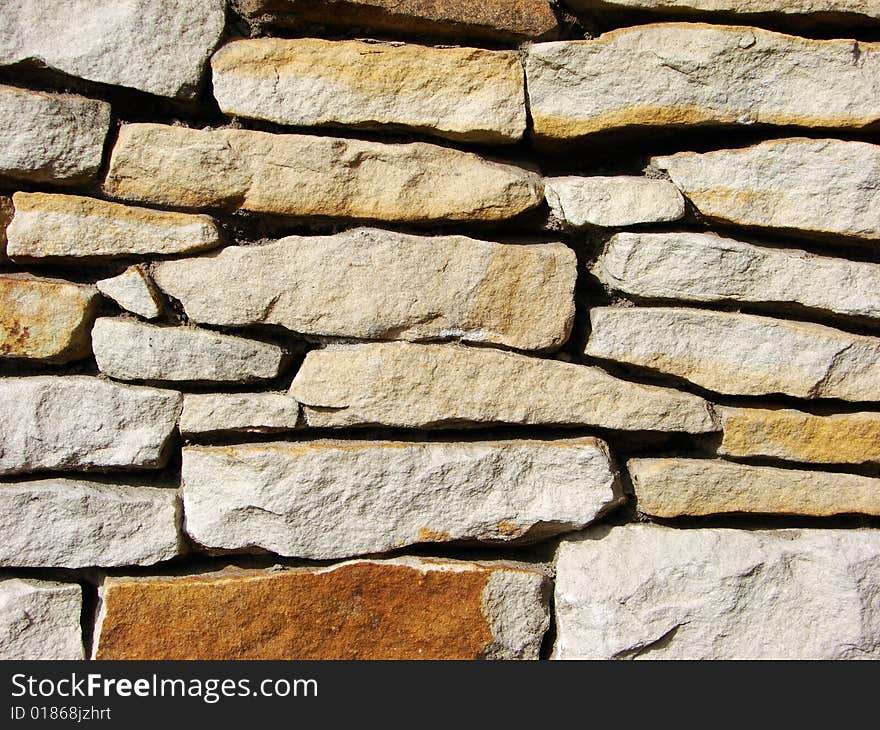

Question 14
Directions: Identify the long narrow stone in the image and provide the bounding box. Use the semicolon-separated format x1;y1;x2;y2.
0;479;181;568
93;558;550;659
180;393;301;436
152;229;576;352
182;438;623;559
290;342;717;432
562;1;880;23
629;457;880;517
0;580;83;660
554;525;880;659
212;38;527;144
585;307;880;400
103;123;544;223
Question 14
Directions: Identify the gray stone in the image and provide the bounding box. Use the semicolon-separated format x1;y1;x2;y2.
97;266;163;319
0;579;83;660
180;392;301;436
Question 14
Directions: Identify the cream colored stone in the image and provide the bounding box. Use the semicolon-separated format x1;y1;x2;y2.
97;266;163;320
563;0;880;21
180;392;301;436
0;580;83;660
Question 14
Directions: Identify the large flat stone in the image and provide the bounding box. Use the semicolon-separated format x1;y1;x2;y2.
562;1;880;23
152;229;576;352
183;437;623;559
180;392;301;436
0;376;181;475
554;525;880;659
0;85;110;184
654;138;880;241
103;123;544;223
6;192;221;258
290;342;717;432
92;318;285;384
0;478;180;568
212;38;526;144
93;558;549;659
0;275;98;362
585;307;880;400
0;579;83;660
629;457;880;517
594;231;880;322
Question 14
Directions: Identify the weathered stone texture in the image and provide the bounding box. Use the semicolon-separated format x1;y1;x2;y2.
0;580;83;660
180;393;301;436
562;0;880;21
153;229;576;352
212;38;527;144
585;307;880;400
6;192;221;259
0;275;98;362
654;139;880;241
290;342;717;432
182;437;622;558
0;196;12;257
629;458;880;518
103;123;544;223
92;318;285;384
94;558;549;659
554;525;880;659
0;85;110;184
0;376;181;475
97;266;163;320
0;478;180;568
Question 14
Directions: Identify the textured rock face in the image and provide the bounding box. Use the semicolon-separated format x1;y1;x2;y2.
103;123;544;223
94;558;550;659
629;458;880;518
92;318;285;384
585;307;880;400
0;580;83;660
153;229;576;352
0;479;180;568
0;0;225;99
6;192;221;259
96;266;163;319
182;438;623;558
0;376;181;475
240;0;559;43
554;525;880;659
0;275;98;362
594;231;880;321
0;196;12;257
546;176;685;228
562;0;880;21
0;85;110;184
655;139;880;241
212;38;526;144
180;393;300;436
719;407;880;465
290;342;717;432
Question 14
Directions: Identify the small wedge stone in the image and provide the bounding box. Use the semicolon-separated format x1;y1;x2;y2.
180;392;300;436
97;266;163;319
0;580;83;660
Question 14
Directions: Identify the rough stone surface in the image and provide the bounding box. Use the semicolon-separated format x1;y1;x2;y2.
0;376;181;475
526;25;880;141
0;0;225;99
654;138;880;241
585;307;880;400
0;275;98;362
92;318;285;384
182;437;623;558
94;558;550;659
239;0;560;43
0;580;83;660
0;196;12;257
0;478;180;568
6;192;221;259
563;0;880;22
290;342;717;432
103;123;544;223
629;458;880;518
0;85;110;184
153;229;576;352
212;38;527;144
180;392;301;436
97;266;163;319
594;231;880;322
719;407;880;465
546;176;685;228
554;525;880;659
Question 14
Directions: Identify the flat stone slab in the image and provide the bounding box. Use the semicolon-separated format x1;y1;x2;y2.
0;579;83;660
180;393;300;436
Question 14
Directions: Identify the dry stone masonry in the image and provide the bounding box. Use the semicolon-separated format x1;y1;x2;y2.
0;0;878;661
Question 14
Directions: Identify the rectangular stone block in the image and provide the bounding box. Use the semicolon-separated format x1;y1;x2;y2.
0;579;83;660
180;392;301;436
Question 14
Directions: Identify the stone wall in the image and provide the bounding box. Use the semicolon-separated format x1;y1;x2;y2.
1;0;879;660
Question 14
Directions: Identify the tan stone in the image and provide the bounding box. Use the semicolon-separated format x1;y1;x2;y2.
0;275;98;363
179;392;300;436
563;0;880;22
6;192;220;259
93;558;549;659
0;196;12;258
629;458;880;518
212;38;526;144
103;123;543;223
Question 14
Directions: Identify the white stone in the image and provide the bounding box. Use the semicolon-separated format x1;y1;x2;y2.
0;579;83;660
180;392;301;436
97;266;163;319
